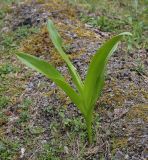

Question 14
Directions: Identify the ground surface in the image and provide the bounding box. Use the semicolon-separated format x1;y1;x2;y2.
0;0;148;160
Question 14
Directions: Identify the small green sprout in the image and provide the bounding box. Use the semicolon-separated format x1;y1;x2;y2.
16;19;131;143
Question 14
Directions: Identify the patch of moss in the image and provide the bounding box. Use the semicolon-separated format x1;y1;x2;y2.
19;25;71;66
43;0;77;19
98;80;148;110
99;82;126;108
112;137;128;153
19;18;100;66
126;104;148;122
0;128;5;137
36;0;45;4
18;0;101;67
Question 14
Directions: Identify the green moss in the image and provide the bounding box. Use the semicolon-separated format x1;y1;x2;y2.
112;137;128;153
99;83;126;108
19;18;101;67
98;80;147;111
126;104;148;122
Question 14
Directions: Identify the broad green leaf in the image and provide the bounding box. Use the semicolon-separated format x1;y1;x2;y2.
54;79;85;115
16;52;85;114
47;19;83;94
16;52;64;80
89;71;105;112
84;32;132;109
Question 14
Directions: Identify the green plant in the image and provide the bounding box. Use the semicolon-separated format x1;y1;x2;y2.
0;138;20;160
80;14;124;32
0;96;9;109
0;0;19;4
0;64;16;75
15;26;39;39
1;36;15;48
134;59;145;75
73;0;147;50
16;98;32;123
16;19;131;143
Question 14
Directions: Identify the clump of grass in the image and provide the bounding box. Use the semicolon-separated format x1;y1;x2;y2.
16;19;131;143
0;64;17;75
0;96;9;109
73;0;147;50
0;26;39;51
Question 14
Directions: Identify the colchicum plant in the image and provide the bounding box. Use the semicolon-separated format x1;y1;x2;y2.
16;19;131;143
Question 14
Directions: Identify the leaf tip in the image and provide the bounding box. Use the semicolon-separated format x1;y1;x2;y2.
119;32;132;36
